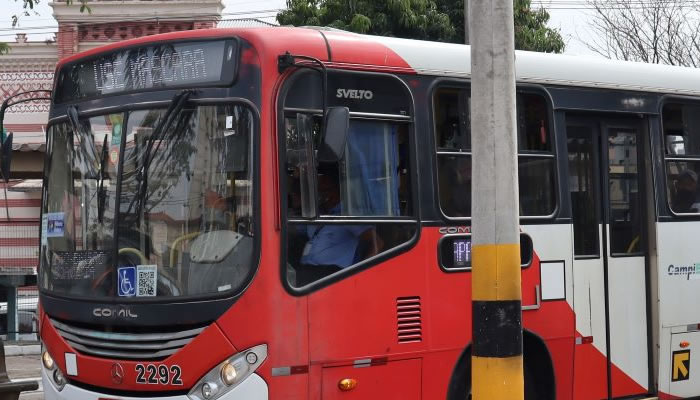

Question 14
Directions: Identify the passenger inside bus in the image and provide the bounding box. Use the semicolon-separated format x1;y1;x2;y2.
672;169;700;213
663;102;700;214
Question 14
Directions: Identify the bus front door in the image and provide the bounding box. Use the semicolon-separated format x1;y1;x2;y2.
567;115;651;399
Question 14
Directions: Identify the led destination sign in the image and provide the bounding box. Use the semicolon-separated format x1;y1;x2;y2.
55;39;237;103
453;238;472;267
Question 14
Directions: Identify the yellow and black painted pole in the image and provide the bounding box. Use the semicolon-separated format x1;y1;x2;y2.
469;1;524;399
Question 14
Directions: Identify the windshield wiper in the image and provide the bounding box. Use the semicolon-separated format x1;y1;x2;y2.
67;106;99;179
122;90;194;222
69;106;112;223
97;134;109;223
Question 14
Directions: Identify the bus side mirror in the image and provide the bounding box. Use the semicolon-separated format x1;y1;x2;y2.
1;132;13;183
318;107;349;163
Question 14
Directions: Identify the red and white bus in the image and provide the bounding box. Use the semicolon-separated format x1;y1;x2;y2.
29;26;700;399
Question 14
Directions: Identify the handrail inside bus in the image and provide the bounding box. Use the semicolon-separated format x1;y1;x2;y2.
118;247;147;265
170;231;201;281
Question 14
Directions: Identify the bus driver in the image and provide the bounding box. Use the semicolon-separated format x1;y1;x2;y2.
296;168;382;285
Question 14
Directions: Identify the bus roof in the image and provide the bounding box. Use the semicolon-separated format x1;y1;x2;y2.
56;26;700;97
367;33;700;96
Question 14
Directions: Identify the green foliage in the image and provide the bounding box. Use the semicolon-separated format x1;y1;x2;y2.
513;0;564;53
277;0;456;42
277;0;564;53
0;43;9;55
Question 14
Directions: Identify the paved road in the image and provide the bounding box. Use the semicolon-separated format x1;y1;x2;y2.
7;354;42;400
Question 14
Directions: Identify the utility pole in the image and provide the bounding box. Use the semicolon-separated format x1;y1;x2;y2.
464;0;469;45
469;0;523;399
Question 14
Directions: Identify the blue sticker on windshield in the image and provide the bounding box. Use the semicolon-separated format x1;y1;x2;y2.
117;266;136;297
45;212;65;237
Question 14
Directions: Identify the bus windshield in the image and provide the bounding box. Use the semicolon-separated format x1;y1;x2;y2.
40;104;256;301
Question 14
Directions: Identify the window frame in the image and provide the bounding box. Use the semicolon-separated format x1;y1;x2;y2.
278;69;421;296
430;80;560;222
660;96;700;218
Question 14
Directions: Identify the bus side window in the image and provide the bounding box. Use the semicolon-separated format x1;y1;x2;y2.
433;87;556;218
284;117;416;288
663;102;700;214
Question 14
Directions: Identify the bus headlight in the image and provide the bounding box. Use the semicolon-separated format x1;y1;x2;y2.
188;344;267;400
220;363;237;386
53;369;66;387
42;351;54;370
41;348;66;392
201;382;218;399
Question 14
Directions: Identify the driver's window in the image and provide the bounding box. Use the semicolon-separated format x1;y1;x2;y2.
284;116;416;288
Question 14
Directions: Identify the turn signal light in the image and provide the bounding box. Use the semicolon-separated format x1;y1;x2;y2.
338;378;358;391
680;341;690;348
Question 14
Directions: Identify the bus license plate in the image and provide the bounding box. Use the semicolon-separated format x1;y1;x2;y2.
135;364;183;385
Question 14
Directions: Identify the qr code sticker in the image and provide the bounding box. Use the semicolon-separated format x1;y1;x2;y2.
136;265;157;297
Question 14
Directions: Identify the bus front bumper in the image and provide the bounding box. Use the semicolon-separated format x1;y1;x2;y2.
42;368;269;400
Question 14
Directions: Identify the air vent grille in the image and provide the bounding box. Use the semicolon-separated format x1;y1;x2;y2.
397;296;422;343
50;318;206;361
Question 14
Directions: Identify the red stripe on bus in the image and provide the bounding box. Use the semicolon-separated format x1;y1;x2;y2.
658;392;683;400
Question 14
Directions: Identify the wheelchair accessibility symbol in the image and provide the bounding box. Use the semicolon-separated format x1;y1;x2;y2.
117;266;136;297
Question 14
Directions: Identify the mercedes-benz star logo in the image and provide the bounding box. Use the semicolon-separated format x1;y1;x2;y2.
111;363;124;385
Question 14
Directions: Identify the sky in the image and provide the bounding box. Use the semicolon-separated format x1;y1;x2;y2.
0;0;596;56
539;0;598;56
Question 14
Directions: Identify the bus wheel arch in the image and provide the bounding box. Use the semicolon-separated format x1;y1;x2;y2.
446;330;555;400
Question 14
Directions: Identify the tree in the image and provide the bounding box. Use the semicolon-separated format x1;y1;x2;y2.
586;0;700;67
277;0;456;42
12;0;89;26
277;0;565;53
1;0;90;55
513;0;565;53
